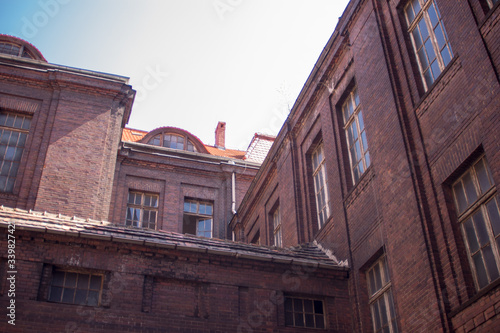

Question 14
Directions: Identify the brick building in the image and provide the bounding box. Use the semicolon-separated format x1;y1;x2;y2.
1;0;500;331
231;0;500;332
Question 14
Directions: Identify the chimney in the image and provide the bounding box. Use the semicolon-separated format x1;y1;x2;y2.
215;121;226;149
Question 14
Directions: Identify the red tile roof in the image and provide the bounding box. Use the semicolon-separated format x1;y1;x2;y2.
244;133;275;163
122;127;249;160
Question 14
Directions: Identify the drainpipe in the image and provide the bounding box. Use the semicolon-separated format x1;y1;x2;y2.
231;171;237;215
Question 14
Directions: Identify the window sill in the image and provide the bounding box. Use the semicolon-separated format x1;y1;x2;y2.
448;277;500;319
344;166;375;209
415;56;461;119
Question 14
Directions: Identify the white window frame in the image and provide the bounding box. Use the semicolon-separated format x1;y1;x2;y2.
311;144;330;229
452;155;500;290
183;199;213;238
404;0;453;91
125;191;159;229
367;256;399;333
342;87;370;184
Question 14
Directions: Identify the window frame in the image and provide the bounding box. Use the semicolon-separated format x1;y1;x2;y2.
183;199;214;238
367;256;399;333
0;111;31;193
147;132;197;152
341;87;370;185
125;191;159;230
311;143;330;229
404;0;454;91
284;296;326;329
48;269;104;307
272;206;282;247
451;155;500;290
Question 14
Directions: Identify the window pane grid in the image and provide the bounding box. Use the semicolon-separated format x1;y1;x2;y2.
368;257;398;333
452;156;500;290
312;144;329;229
0;112;31;192
405;0;453;91
49;271;103;306
342;88;370;184
126;191;159;230
183;199;213;238
284;297;325;329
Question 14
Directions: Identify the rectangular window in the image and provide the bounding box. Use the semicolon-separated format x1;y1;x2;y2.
342;87;370;184
312;144;329;229
284;296;325;329
367;256;399;333
126;191;159;229
404;0;453;91
452;156;500;290
183;199;213;238
0;112;31;192
48;270;103;306
272;206;282;247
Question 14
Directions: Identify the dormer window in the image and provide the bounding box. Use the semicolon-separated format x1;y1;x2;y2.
0;42;35;59
147;133;197;152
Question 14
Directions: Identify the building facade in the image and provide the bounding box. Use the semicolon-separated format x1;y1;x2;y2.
231;0;500;332
1;0;500;331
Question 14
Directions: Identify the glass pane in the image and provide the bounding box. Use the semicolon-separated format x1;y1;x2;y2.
285;311;293;325
427;4;439;27
52;271;65;286
425;39;436;63
418;19;429;40
305;314;314;327
372;302;382;330
473;210;490;247
430;60;441;81
361;132;368;152
1;162;10;176
90;275;102;290
373;263;382;292
293;298;302;311
464;218;479;253
473;252;489;289
355;142;362;163
22;117;31;130
486;198;500;236
199;204;206;215
483;245;500;281
65;273;77;287
5;147;15;160
4;115;14;127
184;202;190;212
284;298;293;311
412;29;423;49
77;274;89;289
18;133;27;147
74;289;87;305
62;288;75;303
49;286;63;302
304;299;313;313
418;47;429;69
134;194;141;205
365;151;371;168
128;193;135;204
206;204;213;215
314;300;323;314
475;159;492;194
463;172;478;206
294;312;304;327
87;290;99;306
8;131;19;145
379;297;389;327
151;196;158;207
453;182;468;213
316;315;325;328
0;131;10;145
149;211;157;223
354;89;360;107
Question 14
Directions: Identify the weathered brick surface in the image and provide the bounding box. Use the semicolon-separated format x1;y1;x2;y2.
234;1;500;332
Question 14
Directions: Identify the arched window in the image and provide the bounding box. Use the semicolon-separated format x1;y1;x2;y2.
147;133;197;152
0;42;36;59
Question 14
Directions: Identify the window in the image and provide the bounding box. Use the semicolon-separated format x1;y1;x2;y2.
272;206;282;247
452;156;500;290
312;144;329;229
342;87;370;184
284;296;325;329
0;112;31;192
404;0;453;91
48;270;103;306
125;191;159;229
482;0;499;11
367;256;398;333
147;133;197;152
183;199;213;238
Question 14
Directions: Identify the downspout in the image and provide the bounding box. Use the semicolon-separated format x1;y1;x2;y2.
231;171;237;215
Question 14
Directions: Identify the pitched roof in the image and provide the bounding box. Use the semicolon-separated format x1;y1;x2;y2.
0;206;345;269
244;133;276;163
122;127;250;161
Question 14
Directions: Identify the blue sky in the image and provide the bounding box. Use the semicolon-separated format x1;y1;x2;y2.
0;0;349;150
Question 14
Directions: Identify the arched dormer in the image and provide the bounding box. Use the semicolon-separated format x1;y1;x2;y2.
0;35;47;62
140;127;208;154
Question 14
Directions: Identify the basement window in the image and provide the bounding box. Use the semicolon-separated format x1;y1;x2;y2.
48;270;103;306
284;296;325;329
183;199;213;238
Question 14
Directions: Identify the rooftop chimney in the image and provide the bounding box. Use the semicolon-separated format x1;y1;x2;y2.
215;121;226;149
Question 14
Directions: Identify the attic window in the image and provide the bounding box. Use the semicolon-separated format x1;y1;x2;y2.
0;42;34;59
147;133;197;152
